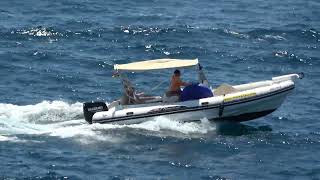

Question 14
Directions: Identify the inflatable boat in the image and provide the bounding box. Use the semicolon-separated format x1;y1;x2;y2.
83;58;303;125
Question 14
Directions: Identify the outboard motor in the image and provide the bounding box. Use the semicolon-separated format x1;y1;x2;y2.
83;102;108;124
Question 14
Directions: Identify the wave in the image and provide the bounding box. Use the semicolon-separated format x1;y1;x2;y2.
0;135;18;142
17;27;61;37
0;101;216;143
1;25;318;42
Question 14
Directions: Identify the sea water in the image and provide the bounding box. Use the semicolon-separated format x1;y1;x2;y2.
0;0;319;179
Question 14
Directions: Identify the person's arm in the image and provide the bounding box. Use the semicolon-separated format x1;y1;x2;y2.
178;78;191;87
181;81;192;86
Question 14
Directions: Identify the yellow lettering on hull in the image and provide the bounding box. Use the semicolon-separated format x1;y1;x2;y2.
224;92;256;102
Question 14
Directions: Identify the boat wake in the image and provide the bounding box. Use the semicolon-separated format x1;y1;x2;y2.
0;101;216;143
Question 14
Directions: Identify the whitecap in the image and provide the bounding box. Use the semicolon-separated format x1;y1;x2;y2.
224;29;249;38
264;34;286;41
163;51;170;55
18;27;59;37
274;51;288;57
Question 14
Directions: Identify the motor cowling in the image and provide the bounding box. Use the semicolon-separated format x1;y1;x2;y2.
83;102;108;124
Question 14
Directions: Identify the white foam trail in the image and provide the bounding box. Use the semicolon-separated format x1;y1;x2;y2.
0;101;216;143
0;135;39;143
128;117;215;134
88;116;216;136
0;101;85;138
0;101;83;134
0;135;13;141
48;123;122;144
0;101;120;144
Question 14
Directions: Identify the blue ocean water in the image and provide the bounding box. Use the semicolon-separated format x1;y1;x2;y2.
0;0;320;179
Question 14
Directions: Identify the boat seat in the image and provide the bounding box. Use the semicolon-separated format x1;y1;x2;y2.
162;94;179;103
137;95;162;103
120;91;162;105
213;83;239;96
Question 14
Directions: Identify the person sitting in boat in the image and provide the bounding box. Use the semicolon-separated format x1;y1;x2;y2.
166;69;191;97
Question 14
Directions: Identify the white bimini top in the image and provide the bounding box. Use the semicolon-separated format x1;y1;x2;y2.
114;58;198;71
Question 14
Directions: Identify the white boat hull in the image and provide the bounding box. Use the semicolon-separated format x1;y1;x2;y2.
83;74;302;125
